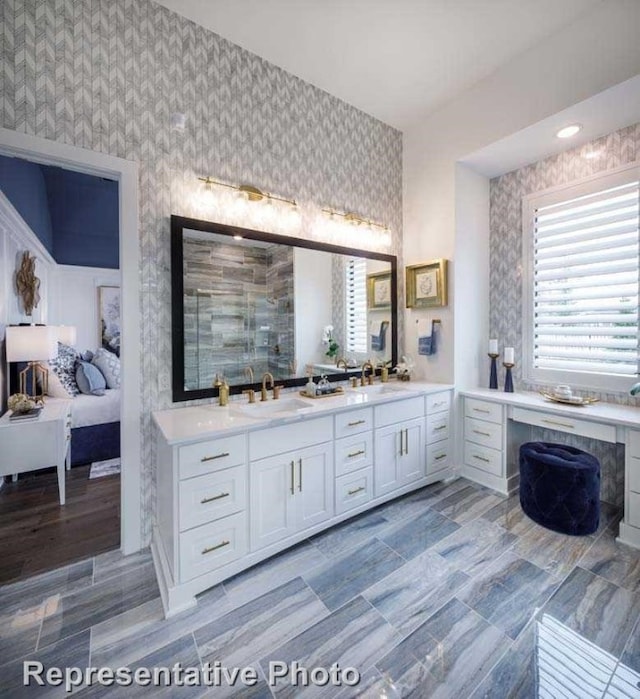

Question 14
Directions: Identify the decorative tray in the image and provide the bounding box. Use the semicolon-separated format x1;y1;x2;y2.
299;387;345;400
538;390;599;406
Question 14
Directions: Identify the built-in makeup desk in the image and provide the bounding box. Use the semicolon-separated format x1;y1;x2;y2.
459;389;640;549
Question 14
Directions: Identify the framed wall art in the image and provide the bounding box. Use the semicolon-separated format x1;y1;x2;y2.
406;259;448;308
98;285;121;356
367;271;392;309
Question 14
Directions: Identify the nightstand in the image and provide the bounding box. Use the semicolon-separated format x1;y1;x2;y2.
0;399;72;505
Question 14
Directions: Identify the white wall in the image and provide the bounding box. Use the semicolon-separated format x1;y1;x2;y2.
293;248;333;373
403;0;640;384
49;265;120;353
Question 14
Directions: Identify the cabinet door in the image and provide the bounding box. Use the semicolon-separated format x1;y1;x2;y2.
250;453;297;551
374;423;402;497
399;418;425;485
297;442;334;531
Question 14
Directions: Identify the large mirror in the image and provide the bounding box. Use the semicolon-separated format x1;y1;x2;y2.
171;215;397;401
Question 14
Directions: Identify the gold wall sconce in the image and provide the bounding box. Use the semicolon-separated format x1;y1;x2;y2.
198;177;297;207
321;208;390;234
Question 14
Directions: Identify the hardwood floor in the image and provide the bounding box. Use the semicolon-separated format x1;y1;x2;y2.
0;465;120;584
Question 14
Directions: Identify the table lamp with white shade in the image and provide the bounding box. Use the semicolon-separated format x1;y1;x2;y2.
6;325;59;403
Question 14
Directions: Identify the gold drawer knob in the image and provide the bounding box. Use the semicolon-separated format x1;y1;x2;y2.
201;540;230;555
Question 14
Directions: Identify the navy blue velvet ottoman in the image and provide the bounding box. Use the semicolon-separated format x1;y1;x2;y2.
519;442;600;536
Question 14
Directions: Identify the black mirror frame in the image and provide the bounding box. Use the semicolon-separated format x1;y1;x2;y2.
171;215;398;402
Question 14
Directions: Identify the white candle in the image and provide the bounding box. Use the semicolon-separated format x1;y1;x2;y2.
489;339;498;355
504;347;514;364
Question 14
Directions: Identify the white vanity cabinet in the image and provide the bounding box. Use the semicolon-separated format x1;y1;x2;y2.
374;396;425;497
152;383;454;616
425;391;452;478
249;416;334;551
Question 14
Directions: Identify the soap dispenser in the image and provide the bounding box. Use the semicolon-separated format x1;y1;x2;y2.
305;375;317;397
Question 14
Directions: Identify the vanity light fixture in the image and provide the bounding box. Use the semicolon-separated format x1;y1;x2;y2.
556;124;582;139
197;177;297;207
321;208;390;233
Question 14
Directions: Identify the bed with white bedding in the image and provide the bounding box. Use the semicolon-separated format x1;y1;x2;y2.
69;389;120;466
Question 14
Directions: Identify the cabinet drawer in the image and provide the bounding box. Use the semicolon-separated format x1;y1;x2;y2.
426;391;451;415
250;416;333;461
179;511;247;582
335;432;373;477
464;441;503;477
375;396;424;428
511;407;616;444
335;468;373;515
335;408;373;439
426;413;449;444
629;430;640;458
464;416;503;451
427;440;450;475
179;464;246;532
179;434;246;480
465;398;503;424
627;492;640;528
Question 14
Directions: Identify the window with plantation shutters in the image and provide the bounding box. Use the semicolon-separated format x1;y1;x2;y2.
523;165;640;392
345;257;368;354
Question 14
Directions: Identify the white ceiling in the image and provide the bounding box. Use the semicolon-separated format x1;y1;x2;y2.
155;0;601;131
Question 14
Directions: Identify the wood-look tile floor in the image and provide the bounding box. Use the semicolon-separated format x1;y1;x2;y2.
2;478;640;698
0;466;120;585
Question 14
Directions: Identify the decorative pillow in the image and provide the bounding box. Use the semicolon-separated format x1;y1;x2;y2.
44;364;72;398
76;360;107;396
81;349;94;362
49;342;80;396
91;347;121;389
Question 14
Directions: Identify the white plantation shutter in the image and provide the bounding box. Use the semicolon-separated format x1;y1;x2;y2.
346;257;367;353
525;168;640;389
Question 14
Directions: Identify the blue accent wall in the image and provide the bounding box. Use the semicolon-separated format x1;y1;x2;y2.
0;154;53;253
41;167;119;269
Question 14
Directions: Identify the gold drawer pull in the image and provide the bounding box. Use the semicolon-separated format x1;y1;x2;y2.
434;424;447;431
473;429;491;437
473;454;490;463
435;453;447;461
200;492;230;504
347;419;366;426
201;540;230;555
348;449;365;458
541;419;575;429
472;407;491;414
201;452;230;462
348;486;366;495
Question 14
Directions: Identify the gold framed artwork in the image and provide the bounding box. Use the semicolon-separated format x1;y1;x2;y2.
406;259;448;308
367;272;392;309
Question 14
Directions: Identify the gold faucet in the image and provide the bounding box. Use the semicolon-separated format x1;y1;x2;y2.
218;378;229;406
336;357;348;373
261;372;274;401
361;359;374;386
244;366;254;383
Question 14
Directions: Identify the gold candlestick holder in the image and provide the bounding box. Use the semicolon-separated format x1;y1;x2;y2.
503;362;514;392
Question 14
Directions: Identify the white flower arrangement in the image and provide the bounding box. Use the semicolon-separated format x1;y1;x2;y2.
8;393;36;414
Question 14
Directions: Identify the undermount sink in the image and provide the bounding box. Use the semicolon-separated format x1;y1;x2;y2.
230;397;312;418
351;383;413;395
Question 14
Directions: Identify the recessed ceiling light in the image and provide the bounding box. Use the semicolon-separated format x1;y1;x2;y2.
556;124;582;139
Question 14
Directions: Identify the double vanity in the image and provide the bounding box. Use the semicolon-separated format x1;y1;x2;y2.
152;382;453;616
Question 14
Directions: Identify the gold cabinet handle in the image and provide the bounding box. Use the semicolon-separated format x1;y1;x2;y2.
348;449;365;458
405;429;409;455
290;460;295;495
473;429;491;437
541;419;575;429
473;454;490;463
298;458;302;492
200;492;230;504
399;429;404;456
435;453;447;461
348;419;366;426
472;407;491;414
201;540;230;555
348;486;366;496
201;452;230;462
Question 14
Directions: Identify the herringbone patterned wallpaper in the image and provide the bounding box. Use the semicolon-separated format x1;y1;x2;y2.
490;122;640;504
1;0;403;543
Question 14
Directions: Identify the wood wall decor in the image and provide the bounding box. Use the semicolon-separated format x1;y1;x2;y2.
15;251;41;316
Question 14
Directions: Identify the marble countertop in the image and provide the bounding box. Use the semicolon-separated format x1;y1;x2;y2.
153;381;453;445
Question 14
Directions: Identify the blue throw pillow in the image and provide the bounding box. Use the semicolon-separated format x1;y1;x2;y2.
76;360;107;396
